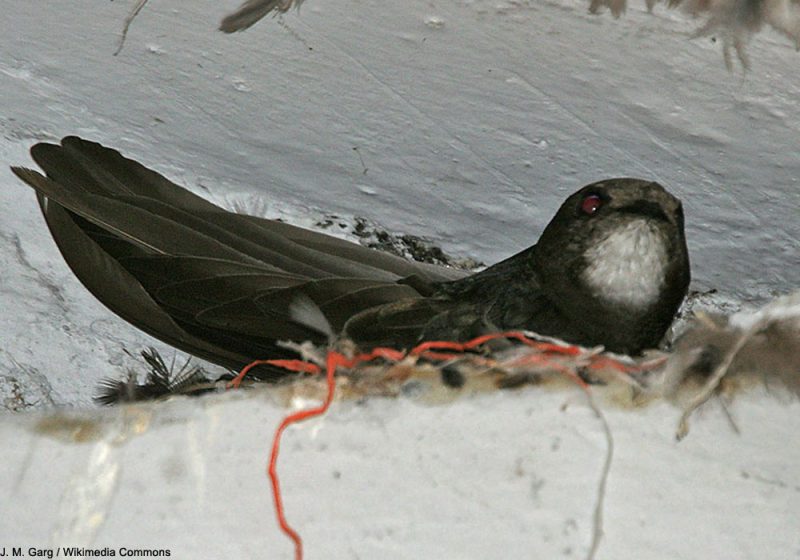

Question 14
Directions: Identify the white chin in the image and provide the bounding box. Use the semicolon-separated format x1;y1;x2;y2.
580;218;668;307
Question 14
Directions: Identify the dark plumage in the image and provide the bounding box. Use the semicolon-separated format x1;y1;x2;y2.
11;137;690;378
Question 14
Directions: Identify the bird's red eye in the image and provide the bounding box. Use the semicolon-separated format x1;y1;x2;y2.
580;194;603;216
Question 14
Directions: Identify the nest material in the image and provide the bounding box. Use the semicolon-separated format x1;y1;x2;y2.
98;290;800;438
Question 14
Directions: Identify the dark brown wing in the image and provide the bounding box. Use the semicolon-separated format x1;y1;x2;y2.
11;136;467;375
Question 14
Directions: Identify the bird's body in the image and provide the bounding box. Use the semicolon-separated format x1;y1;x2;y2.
11;137;690;378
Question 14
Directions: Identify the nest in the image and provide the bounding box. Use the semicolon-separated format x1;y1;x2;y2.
98;290;800;441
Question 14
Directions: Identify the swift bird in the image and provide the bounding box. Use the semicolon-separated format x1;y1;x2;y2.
11;136;690;378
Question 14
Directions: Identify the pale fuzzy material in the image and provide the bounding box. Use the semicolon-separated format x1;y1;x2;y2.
581;219;668;307
663;289;800;401
729;289;800;331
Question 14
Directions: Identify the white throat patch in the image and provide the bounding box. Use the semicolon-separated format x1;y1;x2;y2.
581;219;668;307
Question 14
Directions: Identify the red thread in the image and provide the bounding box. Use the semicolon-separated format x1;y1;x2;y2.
261;348;404;560
231;330;640;559
228;359;321;389
266;353;337;560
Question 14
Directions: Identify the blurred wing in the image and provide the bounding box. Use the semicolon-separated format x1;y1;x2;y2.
219;0;304;33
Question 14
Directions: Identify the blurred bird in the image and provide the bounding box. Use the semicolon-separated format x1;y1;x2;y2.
220;0;305;33
217;0;800;69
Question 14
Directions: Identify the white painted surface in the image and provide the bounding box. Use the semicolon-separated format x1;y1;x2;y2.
2;387;799;560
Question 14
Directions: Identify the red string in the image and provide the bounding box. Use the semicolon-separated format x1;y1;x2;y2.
228;359;321;389
266;354;336;560
408;330;583;356
260;348;406;560
233;331;642;559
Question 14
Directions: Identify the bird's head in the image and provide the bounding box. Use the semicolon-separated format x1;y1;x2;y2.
534;178;690;350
